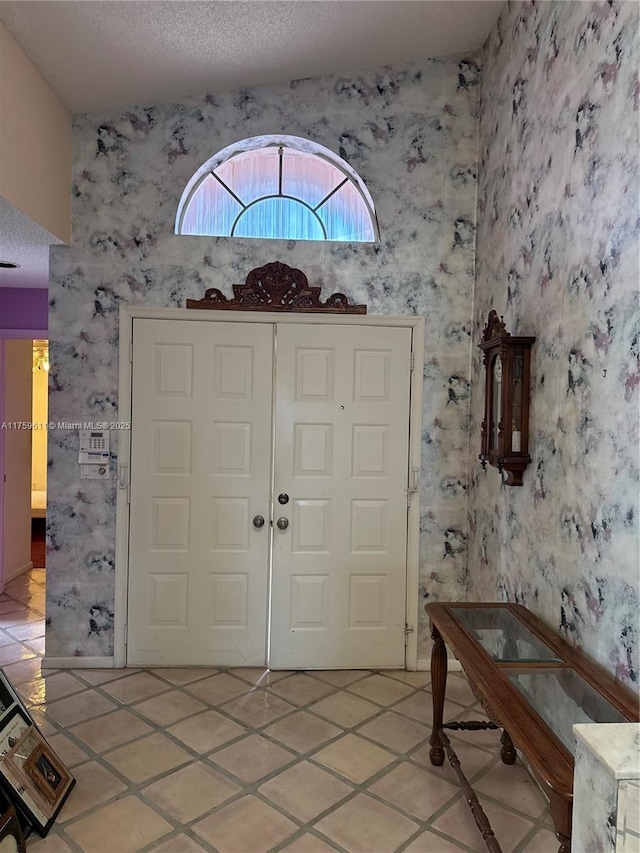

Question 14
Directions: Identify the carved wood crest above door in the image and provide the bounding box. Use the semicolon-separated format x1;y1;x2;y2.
185;262;367;314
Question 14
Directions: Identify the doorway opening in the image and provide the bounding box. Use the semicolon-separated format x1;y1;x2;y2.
31;340;48;572
0;336;47;673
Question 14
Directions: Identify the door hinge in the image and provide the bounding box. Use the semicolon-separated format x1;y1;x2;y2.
129;342;133;363
124;624;128;645
410;352;415;372
404;623;414;645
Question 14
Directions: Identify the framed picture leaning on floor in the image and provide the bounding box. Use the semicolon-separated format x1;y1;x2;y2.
0;671;75;836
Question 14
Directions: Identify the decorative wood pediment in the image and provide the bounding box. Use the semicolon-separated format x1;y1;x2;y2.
481;309;509;343
186;262;366;314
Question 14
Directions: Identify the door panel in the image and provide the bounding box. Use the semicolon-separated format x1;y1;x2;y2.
269;323;412;669
127;319;273;666
127;318;413;670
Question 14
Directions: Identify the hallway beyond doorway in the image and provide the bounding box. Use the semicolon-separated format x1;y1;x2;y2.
31;519;45;570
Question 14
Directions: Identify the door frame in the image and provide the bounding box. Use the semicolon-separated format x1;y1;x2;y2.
115;306;425;669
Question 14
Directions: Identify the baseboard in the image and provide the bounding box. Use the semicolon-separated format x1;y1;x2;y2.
42;656;115;670
43;654;459;673
416;657;462;672
4;560;33;585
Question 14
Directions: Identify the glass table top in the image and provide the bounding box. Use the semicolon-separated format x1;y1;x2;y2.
455;608;562;663
505;668;629;755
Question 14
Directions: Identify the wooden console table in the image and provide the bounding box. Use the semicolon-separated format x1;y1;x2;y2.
426;602;639;853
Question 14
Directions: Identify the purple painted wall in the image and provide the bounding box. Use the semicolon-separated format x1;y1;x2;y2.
0;288;48;334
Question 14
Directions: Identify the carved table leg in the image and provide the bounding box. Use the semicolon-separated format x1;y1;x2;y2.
500;729;517;765
429;624;447;766
549;791;572;853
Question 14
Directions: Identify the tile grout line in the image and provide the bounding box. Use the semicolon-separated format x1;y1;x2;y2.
46;678;543;850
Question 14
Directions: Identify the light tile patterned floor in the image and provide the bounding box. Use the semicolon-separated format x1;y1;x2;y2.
0;569;556;852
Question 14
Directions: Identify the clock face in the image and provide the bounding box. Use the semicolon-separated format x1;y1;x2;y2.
494;357;502;382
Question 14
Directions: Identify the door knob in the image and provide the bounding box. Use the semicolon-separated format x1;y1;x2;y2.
253;515;265;529
276;517;289;530
278;493;289;505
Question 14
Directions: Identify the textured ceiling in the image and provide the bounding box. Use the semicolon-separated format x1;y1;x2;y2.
0;0;503;289
0;199;61;289
0;0;503;112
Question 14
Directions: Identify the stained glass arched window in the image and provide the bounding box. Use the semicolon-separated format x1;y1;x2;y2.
175;135;379;243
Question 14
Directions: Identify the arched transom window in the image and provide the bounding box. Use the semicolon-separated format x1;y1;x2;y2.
175;135;379;243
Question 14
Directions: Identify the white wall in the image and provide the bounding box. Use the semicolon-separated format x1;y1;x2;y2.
0;22;71;243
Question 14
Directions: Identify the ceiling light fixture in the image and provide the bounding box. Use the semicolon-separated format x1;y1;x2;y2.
33;341;49;372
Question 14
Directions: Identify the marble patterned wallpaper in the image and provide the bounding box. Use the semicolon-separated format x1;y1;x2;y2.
469;1;639;689
47;57;480;658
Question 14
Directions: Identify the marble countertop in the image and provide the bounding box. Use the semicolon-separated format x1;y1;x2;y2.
574;723;640;780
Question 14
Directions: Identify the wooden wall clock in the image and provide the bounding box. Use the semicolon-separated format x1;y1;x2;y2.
479;311;535;486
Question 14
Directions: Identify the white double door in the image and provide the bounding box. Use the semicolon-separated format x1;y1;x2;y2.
127;317;413;669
